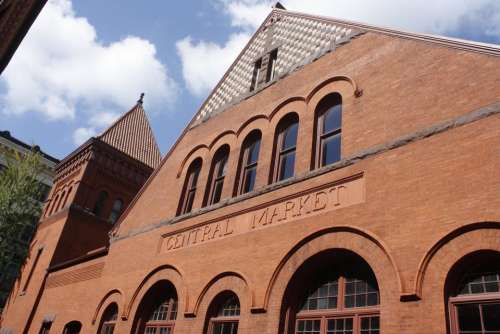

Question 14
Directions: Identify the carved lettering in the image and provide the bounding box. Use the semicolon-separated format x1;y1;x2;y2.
223;220;233;235
293;194;310;217
313;191;327;212
251;208;268;229
202;225;212;241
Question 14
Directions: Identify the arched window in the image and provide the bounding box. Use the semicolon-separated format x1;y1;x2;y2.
93;190;109;217
131;281;178;334
108;198;124;224
62;321;82;334
49;194;60;215
205;145;230;206
281;250;380;334
314;93;342;168
61;186;73;209
178;158;202;215
98;303;118;334
446;251;500;334
206;291;240;334
236;130;261;195
272;113;299;182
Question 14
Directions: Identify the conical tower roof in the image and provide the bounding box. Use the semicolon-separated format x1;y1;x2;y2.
99;95;161;168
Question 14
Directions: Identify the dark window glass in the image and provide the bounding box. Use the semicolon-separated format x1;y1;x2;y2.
179;159;202;215
457;304;482;332
300;271;339;311
209;293;240;334
344;277;379;308
316;94;342;168
483;303;500;331
63;321;81;334
296;319;321;334
207;147;229;206
326;318;353;334
109;199;124;224
360;316;380;334
274;115;298;182
238;132;261;195
100;303;118;334
266;49;278;82
458;272;500;295
250;58;262;92
93;191;109;217
39;322;52;334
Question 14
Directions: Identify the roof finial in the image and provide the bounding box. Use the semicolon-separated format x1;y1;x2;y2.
273;2;286;10
138;92;145;105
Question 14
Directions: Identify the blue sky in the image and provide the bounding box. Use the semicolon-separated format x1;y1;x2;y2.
1;0;499;160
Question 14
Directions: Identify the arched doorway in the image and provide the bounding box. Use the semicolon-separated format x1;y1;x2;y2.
280;249;380;334
131;280;178;334
445;250;500;334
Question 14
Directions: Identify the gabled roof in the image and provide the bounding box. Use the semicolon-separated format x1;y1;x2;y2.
192;6;500;126
98;98;161;168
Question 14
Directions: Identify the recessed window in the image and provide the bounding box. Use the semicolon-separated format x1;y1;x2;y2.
447;251;500;334
62;321;81;334
206;292;240;334
236;130;261;195
98;303;118;334
272;113;299;182
178;158;202;215
284;251;380;334
132;281;178;334
314;93;342;168
266;49;278;82
250;58;262;92
205;145;230;206
108;198;124;224
93;191;109;217
39;321;52;334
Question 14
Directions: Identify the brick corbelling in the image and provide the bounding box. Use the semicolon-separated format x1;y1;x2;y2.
45;262;104;289
111;101;500;243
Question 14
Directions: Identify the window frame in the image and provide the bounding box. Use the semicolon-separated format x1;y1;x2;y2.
205;146;230;206
236;131;261;195
272;114;299;183
108;198;124;224
207;293;240;334
178;159;202;215
144;296;178;334
314;94;342;169
294;271;380;334
448;271;500;334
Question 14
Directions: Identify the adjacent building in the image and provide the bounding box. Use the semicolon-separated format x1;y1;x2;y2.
0;0;47;74
0;130;59;312
1;5;500;334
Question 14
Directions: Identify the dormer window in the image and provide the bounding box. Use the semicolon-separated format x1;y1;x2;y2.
250;58;262;92
266;49;278;82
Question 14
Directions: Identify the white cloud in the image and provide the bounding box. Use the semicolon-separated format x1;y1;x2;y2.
176;0;499;97
176;33;251;96
72;127;97;146
0;0;178;145
218;0;500;37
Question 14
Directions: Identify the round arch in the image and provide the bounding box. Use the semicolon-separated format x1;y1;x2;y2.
92;289;124;324
263;227;401;333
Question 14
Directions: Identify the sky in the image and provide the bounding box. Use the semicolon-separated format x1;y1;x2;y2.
1;0;499;160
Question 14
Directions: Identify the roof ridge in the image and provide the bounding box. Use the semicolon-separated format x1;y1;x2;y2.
188;7;499;127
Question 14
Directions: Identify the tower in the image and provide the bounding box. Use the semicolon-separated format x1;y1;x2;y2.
1;97;161;331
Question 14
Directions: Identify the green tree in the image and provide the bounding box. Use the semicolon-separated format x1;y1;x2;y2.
0;149;44;306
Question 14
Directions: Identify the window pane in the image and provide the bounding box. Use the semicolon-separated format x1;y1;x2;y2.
361;316;380;334
184;190;195;213
211;180;224;204
326;318;353;334
344;277;379;308
300;274;339;311
144;327;157;334
321;134;341;166
282;122;298;150
279;152;295;181
323;104;342;134
296;319;320;334
217;156;228;178
247;140;260;165
457;304;482;331
483;303;500;331
243;167;257;193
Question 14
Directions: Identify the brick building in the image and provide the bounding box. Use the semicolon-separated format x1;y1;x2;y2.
0;0;47;74
1;6;500;334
